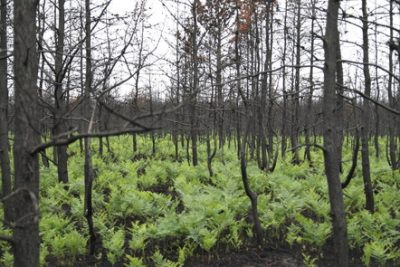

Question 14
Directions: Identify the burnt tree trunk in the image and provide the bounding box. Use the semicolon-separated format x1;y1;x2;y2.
53;0;69;184
291;0;301;164
322;0;349;265
304;0;316;162
361;0;375;212
84;0;96;255
12;0;41;265
0;0;12;223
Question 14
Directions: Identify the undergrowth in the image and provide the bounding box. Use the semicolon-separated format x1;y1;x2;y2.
0;135;399;266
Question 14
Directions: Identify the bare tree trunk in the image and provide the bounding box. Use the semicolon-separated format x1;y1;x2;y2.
387;0;397;169
190;0;199;166
173;8;180;162
148;78;156;155
267;6;274;160
12;0;40;265
280;0;289;159
216;21;224;156
241;120;263;246
322;0;349;265
373;15;380;158
361;0;375;213
291;0;301;164
54;0;69;184
37;1;50;168
305;0;316;162
0;0;12;223
334;15;345;175
235;5;241;159
84;0;96;255
234;1;262;245
259;5;271;171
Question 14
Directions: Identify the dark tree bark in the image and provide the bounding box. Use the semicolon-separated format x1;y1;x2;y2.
12;0;41;266
360;0;375;213
342;129;360;189
335;17;345;175
304;0;316;162
189;0;199;166
240;132;262;246
84;0;96;255
0;0;12;223
259;3;272;171
322;0;349;265
215;7;224;156
37;1;50;169
53;0;69;184
387;0;398;169
266;5;274;160
280;0;289;159
290;0;301;164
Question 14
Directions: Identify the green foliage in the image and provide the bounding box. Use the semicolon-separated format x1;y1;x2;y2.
3;135;398;266
152;250;183;267
125;255;146;267
103;228;125;264
48;230;86;261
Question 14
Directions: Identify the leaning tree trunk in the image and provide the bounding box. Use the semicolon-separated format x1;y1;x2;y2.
322;0;349;266
13;0;41;266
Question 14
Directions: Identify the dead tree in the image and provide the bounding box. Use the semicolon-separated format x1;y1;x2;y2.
322;0;349;265
12;0;41;266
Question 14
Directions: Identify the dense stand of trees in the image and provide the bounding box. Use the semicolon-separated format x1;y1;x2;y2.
0;0;399;266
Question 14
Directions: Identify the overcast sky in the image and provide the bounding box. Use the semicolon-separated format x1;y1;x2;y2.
104;0;399;99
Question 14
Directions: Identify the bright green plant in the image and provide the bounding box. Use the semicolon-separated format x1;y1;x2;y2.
103;228;125;264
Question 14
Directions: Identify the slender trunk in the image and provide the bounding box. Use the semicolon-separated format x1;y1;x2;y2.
173;9;180;162
336;27;344;173
322;0;349;265
37;1;50;168
305;0;316;162
374;16;380;158
54;0;69;184
84;0;96;255
190;0;199;166
0;0;12;223
267;8;274;159
259;5;271;170
148;80;156;155
387;1;397;169
281;0;289;159
361;0;375;213
241;121;263;246
235;7;241;159
342;129;360;189
291;0;301;164
216;23;224;154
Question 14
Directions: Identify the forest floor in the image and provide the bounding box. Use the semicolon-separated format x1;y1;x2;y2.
71;248;304;267
3;136;398;267
187;247;303;267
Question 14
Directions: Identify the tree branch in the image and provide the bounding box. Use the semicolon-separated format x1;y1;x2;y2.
30;128;158;155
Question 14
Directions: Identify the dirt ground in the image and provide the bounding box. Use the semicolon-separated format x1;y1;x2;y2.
186;248;304;267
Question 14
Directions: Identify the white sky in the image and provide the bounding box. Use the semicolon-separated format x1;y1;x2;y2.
104;0;399;100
